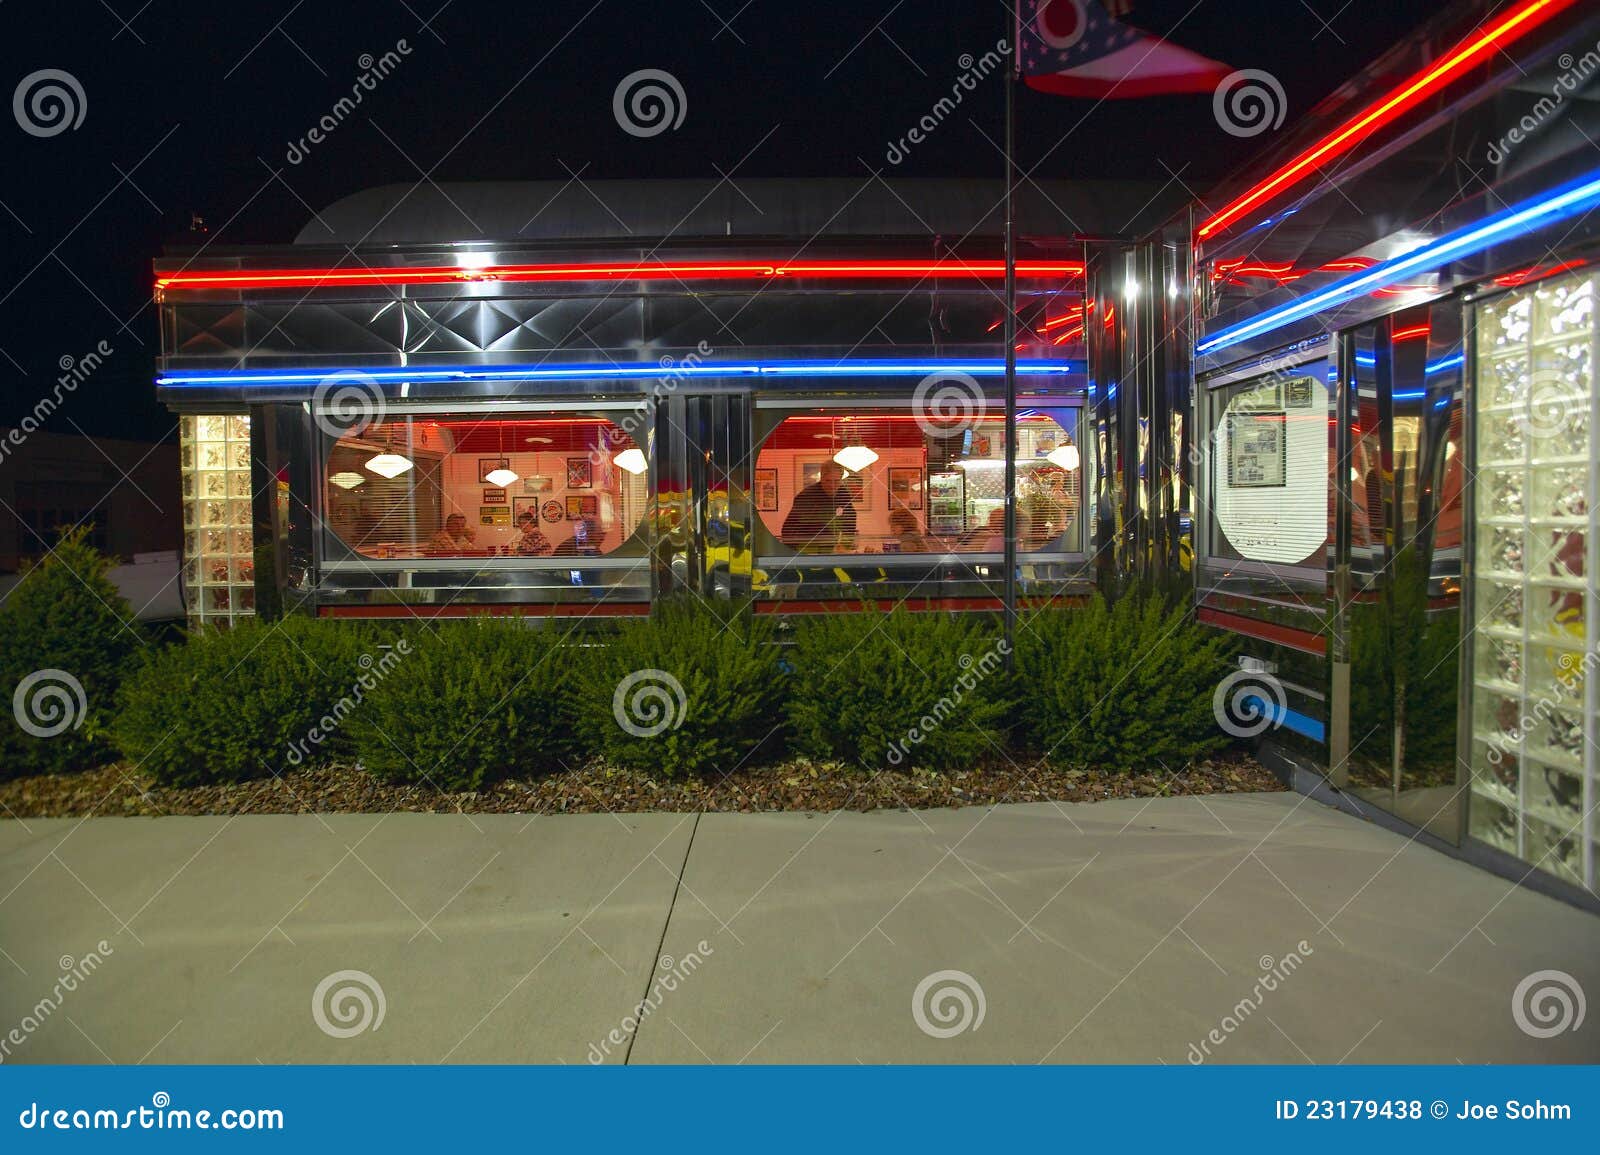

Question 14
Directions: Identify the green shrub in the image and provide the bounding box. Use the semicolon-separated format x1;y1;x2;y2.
348;618;574;791
0;527;143;777
573;600;782;776
783;605;1014;771
1015;594;1236;771
114;616;388;786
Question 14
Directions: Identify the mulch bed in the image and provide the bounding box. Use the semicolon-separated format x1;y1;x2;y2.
0;752;1282;818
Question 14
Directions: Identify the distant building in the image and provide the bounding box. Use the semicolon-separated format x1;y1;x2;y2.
0;427;179;574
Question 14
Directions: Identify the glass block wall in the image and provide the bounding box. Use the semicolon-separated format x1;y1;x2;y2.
1467;269;1595;892
179;414;256;629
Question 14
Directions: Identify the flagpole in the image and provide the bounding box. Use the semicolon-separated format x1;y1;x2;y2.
1002;12;1018;671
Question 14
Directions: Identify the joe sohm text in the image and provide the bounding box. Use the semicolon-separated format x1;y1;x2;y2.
1274;1099;1572;1122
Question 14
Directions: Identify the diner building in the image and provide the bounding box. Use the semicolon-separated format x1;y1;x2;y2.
153;0;1600;903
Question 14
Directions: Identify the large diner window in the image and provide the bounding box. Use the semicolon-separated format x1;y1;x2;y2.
751;407;1084;558
322;415;648;561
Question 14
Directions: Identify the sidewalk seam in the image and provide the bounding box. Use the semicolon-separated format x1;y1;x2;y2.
622;809;702;1064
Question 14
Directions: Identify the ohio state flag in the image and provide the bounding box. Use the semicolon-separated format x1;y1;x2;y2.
1017;0;1233;98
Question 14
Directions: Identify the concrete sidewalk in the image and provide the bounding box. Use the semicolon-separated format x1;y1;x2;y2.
1;793;1596;1064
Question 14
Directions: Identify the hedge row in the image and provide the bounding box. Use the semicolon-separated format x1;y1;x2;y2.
2;538;1239;790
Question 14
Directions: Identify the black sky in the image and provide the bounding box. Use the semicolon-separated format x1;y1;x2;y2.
0;0;1447;439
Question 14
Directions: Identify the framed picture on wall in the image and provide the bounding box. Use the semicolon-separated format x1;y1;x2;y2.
522;475;553;494
566;457;592;489
796;458;825;492
478;457;511;483
482;488;507;504
888;467;923;510
1226;412;1287;487
512;498;540;523
541;500;564;523
754;467;779;512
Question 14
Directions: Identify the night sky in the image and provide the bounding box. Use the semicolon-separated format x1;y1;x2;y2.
1;0;1447;440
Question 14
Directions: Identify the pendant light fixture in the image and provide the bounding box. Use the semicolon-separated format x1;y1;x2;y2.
1045;443;1080;471
833;444;879;473
329;471;367;489
484;421;520;489
613;447;647;475
365;453;413;479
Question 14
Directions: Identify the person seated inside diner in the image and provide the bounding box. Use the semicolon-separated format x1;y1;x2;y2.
781;461;856;552
887;507;931;554
511;510;553;556
970;507;1031;553
426;513;477;553
553;518;601;556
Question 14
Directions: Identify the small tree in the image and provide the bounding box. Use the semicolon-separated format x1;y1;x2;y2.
0;526;143;776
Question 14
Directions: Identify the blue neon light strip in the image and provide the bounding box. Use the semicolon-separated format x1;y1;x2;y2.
156;358;1080;388
1354;352;1461;376
1242;693;1326;743
1197;167;1600;356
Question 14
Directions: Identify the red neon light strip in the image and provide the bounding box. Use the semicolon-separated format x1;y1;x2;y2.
1197;0;1581;242
155;259;1085;291
1391;324;1432;341
1492;258;1589;287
